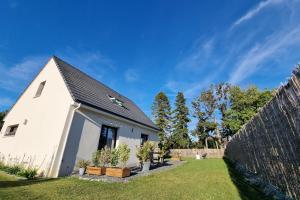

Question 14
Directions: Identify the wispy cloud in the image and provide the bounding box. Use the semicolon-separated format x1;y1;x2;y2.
0;97;13;108
0;56;47;92
58;48;116;81
175;38;215;71
232;0;284;28
229;26;300;84
124;69;139;82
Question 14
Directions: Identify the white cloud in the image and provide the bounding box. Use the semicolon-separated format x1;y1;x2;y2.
232;0;284;28
0;56;46;92
124;69;139;82
229;26;300;84
176;38;215;71
0;97;13;107
58;48;116;81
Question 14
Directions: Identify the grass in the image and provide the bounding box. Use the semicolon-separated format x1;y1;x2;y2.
0;158;271;200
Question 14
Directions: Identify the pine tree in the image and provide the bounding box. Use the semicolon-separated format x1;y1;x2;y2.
172;92;190;148
152;92;172;149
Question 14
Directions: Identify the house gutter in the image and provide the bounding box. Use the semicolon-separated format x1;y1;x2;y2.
48;102;81;177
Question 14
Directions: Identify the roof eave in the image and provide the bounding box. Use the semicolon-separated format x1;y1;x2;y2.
77;100;160;131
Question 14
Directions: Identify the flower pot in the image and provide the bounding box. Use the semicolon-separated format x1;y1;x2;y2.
105;167;131;178
196;154;201;160
79;168;85;176
142;161;151;172
86;166;106;176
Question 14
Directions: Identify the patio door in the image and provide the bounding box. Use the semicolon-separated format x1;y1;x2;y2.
98;125;118;150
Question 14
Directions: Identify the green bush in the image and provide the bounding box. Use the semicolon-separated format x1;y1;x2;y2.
136;141;154;162
6;165;23;175
18;168;38;179
76;160;90;169
0;161;6;170
99;146;111;167
92;150;101;167
110;149;119;167
118;144;130;168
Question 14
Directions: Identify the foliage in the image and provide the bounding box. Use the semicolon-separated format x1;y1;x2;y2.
152;92;172;149
192;85;218;145
192;84;273;145
0;110;7;130
223;86;273;135
0;159;270;200
18;168;38;179
0;162;37;179
92;150;101;167
110;149;119;167
76;160;90;169
171;92;190;149
6;165;23;175
99;146;111;167
136;141;155;162
118;144;130;168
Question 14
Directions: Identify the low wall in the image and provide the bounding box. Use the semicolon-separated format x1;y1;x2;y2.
225;67;300;200
170;149;224;158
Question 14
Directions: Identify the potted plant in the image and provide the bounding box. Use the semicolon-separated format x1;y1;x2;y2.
105;144;131;178
136;141;154;172
86;150;106;175
171;151;182;161
76;159;90;176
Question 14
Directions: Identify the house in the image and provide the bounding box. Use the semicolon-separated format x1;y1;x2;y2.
0;56;159;177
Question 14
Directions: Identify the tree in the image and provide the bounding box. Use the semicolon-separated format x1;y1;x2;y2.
0;110;7;130
192;85;217;146
223;86;273;136
152;92;172;150
171;92;190;148
215;83;231;137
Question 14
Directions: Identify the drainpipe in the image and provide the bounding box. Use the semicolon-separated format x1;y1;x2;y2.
49;102;81;177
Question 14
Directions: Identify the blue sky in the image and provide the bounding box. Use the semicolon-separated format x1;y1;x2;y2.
1;0;300;125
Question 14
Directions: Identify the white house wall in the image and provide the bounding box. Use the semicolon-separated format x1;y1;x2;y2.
0;58;74;177
60;107;158;175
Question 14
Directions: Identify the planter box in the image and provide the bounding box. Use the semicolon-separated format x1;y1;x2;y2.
105;167;131;178
171;156;182;161
86;166;106;176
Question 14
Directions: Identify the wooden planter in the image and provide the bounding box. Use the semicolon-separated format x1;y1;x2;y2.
105;167;131;178
171;156;182;161
86;166;106;176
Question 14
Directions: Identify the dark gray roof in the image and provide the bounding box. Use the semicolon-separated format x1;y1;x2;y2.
53;56;158;130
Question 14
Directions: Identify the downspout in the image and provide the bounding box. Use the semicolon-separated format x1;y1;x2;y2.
49;102;81;177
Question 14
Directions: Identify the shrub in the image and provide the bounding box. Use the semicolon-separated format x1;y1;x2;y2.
0;161;6;170
18;168;38;179
6;165;23;175
76;160;90;169
118;144;130;168
136;141;154;162
110;149;119;167
92;150;101;167
99;146;111;167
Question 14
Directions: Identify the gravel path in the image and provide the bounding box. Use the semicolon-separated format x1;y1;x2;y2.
75;160;186;183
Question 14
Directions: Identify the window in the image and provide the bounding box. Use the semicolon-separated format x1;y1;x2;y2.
98;125;118;150
34;81;46;97
108;95;128;109
5;124;19;136
141;133;148;145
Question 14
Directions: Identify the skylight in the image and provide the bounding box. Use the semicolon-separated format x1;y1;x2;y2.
108;95;127;109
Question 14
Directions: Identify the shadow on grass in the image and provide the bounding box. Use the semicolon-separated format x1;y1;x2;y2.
0;178;57;188
223;158;273;200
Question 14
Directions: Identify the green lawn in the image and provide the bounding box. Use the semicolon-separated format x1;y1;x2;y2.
0;158;271;200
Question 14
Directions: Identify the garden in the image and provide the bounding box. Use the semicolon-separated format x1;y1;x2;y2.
0;157;272;200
